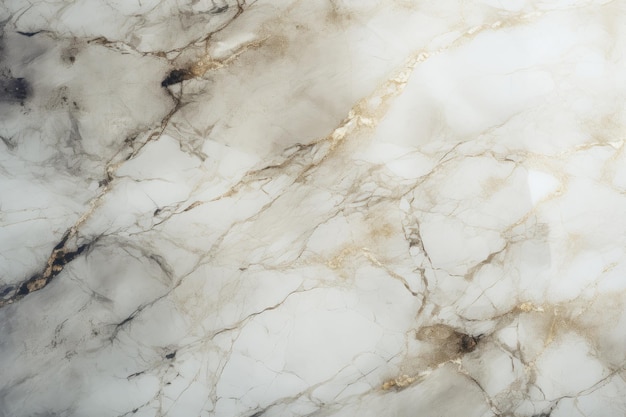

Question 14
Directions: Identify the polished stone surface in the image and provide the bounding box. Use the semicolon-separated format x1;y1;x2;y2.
1;1;626;416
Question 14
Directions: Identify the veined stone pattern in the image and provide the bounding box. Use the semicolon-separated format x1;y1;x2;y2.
1;1;625;416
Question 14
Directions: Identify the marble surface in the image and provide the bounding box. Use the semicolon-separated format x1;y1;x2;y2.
1;0;626;416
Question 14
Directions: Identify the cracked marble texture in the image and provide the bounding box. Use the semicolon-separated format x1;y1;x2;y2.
1;0;626;416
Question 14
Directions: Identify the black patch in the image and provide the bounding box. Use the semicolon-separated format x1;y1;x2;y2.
0;77;30;102
53;232;71;250
17;281;31;296
0;285;14;298
51;243;90;269
165;351;176;359
16;30;42;37
1;237;96;308
161;69;191;87
75;243;89;256
459;334;479;353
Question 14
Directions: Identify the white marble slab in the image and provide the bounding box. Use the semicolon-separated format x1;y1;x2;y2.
1;1;625;416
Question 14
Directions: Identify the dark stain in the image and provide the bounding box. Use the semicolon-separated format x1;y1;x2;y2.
17;278;35;296
15;243;89;297
0;285;14;298
16;30;42;37
0;77;30;102
1;238;94;307
459;333;480;353
54;243;89;268
248;411;265;417
161;69;191;87
53;232;71;250
165;351;176;359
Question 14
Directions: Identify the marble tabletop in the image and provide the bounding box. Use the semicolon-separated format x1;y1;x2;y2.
1;1;625;416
